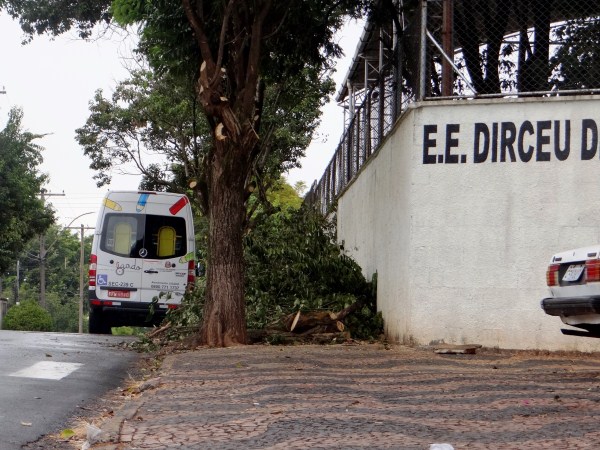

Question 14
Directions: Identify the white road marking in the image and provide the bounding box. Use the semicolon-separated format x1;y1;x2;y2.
9;361;83;380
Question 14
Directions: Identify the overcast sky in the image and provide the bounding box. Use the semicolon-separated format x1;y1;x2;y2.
0;13;363;230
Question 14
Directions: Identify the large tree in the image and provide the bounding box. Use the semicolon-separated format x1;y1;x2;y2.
0;107;54;274
2;0;368;346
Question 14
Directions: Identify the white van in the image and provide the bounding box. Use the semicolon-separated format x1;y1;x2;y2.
88;191;196;334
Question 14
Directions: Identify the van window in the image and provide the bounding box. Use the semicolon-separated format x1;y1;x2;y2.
100;213;187;259
103;216;137;257
113;222;134;254
157;226;177;257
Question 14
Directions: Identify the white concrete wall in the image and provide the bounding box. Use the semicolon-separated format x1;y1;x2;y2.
337;95;600;351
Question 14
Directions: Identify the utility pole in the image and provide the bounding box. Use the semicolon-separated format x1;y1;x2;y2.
15;260;20;304
39;189;65;308
65;212;95;333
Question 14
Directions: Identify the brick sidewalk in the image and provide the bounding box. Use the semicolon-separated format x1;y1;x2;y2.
88;343;600;449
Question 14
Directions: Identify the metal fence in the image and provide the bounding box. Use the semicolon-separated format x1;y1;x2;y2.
306;0;600;214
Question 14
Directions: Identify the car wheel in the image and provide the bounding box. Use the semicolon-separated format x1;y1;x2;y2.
89;308;112;334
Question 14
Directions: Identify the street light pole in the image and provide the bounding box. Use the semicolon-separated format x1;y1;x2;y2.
62;212;95;333
79;224;85;333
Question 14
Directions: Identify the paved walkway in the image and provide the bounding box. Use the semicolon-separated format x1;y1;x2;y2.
85;343;600;449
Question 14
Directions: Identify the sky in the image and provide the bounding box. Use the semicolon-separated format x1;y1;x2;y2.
0;12;364;231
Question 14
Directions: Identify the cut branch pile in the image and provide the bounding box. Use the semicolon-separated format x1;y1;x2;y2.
248;300;365;345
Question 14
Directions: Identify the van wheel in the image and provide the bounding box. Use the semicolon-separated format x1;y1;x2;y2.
89;308;112;334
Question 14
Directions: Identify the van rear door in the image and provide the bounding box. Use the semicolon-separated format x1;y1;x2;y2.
137;194;192;309
96;209;143;303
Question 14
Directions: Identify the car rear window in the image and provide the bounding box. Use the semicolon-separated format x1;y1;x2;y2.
100;213;187;259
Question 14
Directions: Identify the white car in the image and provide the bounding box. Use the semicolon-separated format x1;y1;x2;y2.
541;245;600;338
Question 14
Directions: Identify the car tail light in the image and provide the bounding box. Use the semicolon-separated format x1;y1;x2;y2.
546;264;559;286
586;259;600;282
89;254;97;287
187;260;196;288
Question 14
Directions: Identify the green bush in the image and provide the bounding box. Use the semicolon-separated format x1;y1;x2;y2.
244;206;382;339
3;300;53;331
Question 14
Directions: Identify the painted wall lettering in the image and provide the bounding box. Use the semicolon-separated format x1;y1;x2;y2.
422;119;592;164
423;123;467;164
423;124;437;164
581;119;598;160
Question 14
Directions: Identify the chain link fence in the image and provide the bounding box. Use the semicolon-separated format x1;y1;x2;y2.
306;0;600;214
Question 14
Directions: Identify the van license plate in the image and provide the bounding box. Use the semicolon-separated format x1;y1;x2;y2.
562;264;585;282
108;290;130;299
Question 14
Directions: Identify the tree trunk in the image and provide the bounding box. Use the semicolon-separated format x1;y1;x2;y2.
200;140;249;346
520;0;552;92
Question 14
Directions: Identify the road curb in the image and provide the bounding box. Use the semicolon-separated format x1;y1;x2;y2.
90;353;176;449
91;398;141;449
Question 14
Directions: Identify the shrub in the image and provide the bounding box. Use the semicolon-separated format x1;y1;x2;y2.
46;293;80;332
3;300;53;331
112;326;147;336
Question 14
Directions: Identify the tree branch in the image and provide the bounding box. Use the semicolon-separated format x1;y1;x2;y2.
242;0;272;118
182;0;215;70
213;0;237;86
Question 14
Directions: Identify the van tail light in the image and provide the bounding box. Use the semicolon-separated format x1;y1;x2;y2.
586;260;600;282
546;264;559;286
89;254;97;287
187;260;196;288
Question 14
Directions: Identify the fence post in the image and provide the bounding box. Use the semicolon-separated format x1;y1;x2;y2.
419;0;428;101
441;0;454;96
393;6;403;120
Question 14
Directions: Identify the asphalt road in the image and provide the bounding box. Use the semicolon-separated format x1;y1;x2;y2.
0;330;139;450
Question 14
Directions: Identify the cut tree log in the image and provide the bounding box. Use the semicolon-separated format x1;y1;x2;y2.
283;300;364;334
284;311;346;333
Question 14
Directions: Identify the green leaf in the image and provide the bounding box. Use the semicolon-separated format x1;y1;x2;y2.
60;429;75;439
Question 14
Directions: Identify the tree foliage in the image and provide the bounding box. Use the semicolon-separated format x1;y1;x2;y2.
551;18;600;90
0;108;54;273
76;69;210;191
1;225;92;332
1;0;112;40
76;66;331;213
